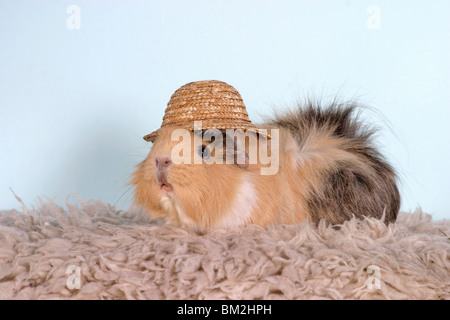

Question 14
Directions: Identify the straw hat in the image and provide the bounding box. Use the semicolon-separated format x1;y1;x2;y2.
143;80;268;142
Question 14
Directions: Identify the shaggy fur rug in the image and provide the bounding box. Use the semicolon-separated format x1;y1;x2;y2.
0;196;449;300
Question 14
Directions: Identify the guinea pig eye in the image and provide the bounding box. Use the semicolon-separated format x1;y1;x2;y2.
199;145;211;160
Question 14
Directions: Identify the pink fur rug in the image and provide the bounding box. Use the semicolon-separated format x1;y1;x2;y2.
0;196;449;300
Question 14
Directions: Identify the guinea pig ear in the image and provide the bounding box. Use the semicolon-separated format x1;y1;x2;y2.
223;131;250;168
233;146;249;168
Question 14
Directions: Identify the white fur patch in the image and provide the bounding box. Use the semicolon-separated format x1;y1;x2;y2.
159;176;257;231
215;175;257;229
174;201;200;231
160;192;199;231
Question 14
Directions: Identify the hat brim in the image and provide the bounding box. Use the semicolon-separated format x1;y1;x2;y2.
143;130;159;142
143;126;270;143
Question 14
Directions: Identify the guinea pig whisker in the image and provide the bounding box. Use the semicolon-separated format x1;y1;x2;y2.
114;185;134;207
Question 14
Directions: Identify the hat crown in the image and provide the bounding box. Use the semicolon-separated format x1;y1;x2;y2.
162;80;251;127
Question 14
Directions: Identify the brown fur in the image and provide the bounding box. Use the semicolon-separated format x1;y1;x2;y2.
131;101;400;231
268;101;400;225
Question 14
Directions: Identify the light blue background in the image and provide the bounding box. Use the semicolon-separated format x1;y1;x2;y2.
1;0;449;220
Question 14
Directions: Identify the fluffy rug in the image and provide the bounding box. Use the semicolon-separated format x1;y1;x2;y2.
0;195;449;300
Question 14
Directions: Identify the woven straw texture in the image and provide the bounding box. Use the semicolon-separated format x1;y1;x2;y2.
144;80;266;142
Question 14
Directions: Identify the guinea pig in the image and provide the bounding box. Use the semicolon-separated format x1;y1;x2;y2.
131;98;400;232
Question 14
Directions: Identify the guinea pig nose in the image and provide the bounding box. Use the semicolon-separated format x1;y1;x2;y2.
155;156;172;168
